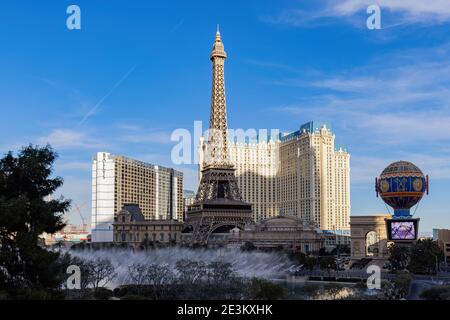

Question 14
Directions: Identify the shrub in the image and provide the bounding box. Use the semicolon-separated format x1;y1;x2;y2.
249;278;286;300
93;287;113;300
420;285;450;300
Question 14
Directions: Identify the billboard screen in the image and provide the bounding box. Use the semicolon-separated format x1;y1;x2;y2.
386;219;419;241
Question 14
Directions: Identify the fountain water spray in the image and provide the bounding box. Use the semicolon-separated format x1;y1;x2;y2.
65;247;296;288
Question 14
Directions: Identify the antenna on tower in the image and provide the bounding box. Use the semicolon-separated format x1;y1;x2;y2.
217;24;220;34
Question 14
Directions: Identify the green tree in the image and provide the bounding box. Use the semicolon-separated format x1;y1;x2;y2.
289;251;306;265
249;278;286;300
0;145;70;298
319;256;336;274
420;285;450;300
331;245;350;256
175;259;206;285
304;257;317;271
240;241;256;251
388;244;410;270
409;239;444;274
380;271;412;300
302;283;320;299
206;261;234;285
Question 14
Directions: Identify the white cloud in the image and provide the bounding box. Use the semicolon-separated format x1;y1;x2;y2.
351;156;389;184
55;160;92;171
333;0;450;21
38;129;105;150
117;123;142;131
274;43;450;183
263;0;450;27
121;131;172;144
351;153;450;184
276;43;450;139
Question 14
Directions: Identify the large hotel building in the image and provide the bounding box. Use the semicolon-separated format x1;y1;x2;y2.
91;152;183;242
199;121;351;232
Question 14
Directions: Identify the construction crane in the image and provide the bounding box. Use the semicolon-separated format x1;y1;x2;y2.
74;203;88;232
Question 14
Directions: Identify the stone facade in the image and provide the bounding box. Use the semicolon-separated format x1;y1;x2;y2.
229;215;324;254
199;122;351;231
113;204;183;249
350;214;391;260
437;229;450;267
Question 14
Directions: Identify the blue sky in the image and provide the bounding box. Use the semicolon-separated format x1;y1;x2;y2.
1;0;450;233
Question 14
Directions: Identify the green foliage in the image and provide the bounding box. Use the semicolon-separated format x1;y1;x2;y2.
382;271;412;299
304;257;317;271
7;288;65;300
420;285;450;300
318;247;327;256
0;145;70;298
393;271;412;296
388;240;444;275
409;239;444;274
240;241;257;252
331;245;351;255
388;244;410;270
93;287;113;300
249;278;286;300
302;283;320;299
289;251;307;265
319;256;336;271
120;294;151;300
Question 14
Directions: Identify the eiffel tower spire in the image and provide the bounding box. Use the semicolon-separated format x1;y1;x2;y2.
184;28;253;245
206;28;229;167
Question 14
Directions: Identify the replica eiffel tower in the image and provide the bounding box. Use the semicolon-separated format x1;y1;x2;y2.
185;28;253;245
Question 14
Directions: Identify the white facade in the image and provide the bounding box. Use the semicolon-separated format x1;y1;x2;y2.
91;152;184;243
91;152;115;242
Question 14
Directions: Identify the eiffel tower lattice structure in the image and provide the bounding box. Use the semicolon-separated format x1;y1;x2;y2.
184;28;253;245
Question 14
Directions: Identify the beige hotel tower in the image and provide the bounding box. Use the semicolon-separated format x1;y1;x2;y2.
199;122;350;232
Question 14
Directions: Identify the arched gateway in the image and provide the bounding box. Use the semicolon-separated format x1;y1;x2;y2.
350;215;391;260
